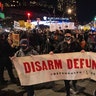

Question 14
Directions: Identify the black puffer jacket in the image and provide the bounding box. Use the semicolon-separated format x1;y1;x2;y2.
53;41;81;53
0;34;14;57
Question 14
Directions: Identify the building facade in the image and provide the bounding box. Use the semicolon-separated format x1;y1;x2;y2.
1;0;76;21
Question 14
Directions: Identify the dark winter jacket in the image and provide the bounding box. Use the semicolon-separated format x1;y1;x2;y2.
53;41;81;53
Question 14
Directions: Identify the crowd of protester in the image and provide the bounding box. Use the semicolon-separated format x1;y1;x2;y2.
6;28;96;54
0;27;96;96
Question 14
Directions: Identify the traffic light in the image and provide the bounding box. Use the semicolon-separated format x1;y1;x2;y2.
94;16;96;28
26;12;32;20
27;12;31;17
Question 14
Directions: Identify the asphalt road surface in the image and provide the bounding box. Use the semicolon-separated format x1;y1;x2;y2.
0;68;96;96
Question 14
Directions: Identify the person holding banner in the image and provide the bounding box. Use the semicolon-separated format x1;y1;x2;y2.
50;29;81;96
14;39;39;96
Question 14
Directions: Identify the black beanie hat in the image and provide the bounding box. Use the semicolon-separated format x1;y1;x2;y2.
20;39;29;46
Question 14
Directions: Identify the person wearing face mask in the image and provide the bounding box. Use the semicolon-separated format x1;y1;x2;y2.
14;39;38;96
16;39;38;56
49;30;81;96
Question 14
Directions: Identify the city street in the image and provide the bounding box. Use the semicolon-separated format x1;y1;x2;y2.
0;68;96;96
0;0;96;96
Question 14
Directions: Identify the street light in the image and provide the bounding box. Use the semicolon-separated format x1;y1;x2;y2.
67;8;73;21
67;8;72;14
94;16;96;21
94;16;96;28
43;16;47;21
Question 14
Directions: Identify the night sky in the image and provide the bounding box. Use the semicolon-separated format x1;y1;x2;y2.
76;0;96;24
1;0;96;25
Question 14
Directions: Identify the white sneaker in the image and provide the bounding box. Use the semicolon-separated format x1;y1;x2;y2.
70;88;79;95
93;90;96;96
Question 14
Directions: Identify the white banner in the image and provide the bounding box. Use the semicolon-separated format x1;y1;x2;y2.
12;52;96;86
14;21;26;31
14;21;20;28
50;23;56;31
50;22;75;31
62;22;75;29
